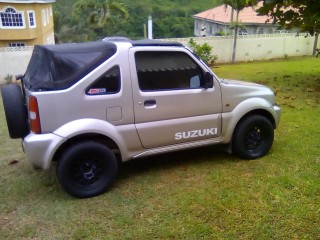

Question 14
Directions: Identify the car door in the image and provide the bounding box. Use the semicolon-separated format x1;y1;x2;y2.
129;47;222;149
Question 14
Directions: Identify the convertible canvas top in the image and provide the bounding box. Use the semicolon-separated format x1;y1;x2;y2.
24;41;117;91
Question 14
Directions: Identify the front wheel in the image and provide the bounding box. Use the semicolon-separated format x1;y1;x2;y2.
233;115;274;160
57;141;118;198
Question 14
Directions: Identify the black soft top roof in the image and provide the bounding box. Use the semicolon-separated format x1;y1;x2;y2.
24;41;117;91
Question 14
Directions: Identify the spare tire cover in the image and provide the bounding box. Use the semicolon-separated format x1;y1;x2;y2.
1;84;29;139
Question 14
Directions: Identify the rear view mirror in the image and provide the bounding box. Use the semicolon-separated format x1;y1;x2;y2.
203;72;213;88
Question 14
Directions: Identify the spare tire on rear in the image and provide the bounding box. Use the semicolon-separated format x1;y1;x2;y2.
1;84;29;139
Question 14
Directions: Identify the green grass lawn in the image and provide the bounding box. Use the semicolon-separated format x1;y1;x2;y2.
0;57;319;239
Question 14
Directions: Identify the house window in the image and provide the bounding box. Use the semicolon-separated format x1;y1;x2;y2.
0;7;25;29
42;9;46;26
27;11;36;28
46;34;55;45
210;26;214;34
9;42;26;47
46;8;49;24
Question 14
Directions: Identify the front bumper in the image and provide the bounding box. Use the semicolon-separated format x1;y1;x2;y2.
272;105;281;128
22;133;65;169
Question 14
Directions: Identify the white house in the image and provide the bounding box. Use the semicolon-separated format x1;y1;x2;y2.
193;2;283;36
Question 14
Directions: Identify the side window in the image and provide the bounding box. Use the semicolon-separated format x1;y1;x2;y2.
86;66;120;95
135;51;204;91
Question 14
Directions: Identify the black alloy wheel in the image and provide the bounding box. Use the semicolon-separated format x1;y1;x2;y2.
57;141;118;198
233;115;274;159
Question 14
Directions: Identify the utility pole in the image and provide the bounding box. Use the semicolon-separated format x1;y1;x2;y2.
143;24;147;38
148;16;153;39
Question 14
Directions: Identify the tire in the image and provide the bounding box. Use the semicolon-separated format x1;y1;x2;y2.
1;84;29;139
233;115;274;160
57;141;118;198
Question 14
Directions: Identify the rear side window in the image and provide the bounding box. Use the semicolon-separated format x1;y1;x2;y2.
86;66;120;95
135;51;204;91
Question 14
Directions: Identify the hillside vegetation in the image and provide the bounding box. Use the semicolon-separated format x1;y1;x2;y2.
53;0;220;42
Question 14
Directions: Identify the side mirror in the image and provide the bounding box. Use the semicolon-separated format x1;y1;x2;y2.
15;74;24;81
203;72;213;89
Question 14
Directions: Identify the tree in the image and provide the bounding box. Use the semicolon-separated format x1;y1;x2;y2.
256;0;320;55
73;0;129;38
221;0;256;63
54;0;220;41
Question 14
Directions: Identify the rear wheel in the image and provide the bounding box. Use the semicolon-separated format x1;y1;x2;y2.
57;141;118;198
1;84;29;139
233;115;274;159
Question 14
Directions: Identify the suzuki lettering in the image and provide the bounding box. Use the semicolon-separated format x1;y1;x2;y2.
175;128;218;140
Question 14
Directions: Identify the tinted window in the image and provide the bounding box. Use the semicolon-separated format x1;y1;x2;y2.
86;66;120;95
135;51;204;91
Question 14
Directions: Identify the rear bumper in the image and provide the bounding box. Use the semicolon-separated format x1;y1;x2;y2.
22;133;65;169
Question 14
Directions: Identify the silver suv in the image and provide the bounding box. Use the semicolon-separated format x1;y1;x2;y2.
1;38;281;198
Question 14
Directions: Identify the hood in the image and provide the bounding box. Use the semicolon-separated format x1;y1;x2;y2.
219;78;275;111
220;79;265;87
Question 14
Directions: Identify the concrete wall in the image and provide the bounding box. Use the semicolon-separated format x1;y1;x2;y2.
0;34;319;82
0;46;33;82
166;33;319;63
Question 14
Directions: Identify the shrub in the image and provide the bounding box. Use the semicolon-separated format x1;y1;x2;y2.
4;74;13;85
188;38;218;66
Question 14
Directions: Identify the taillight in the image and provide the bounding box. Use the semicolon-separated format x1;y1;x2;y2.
29;96;41;134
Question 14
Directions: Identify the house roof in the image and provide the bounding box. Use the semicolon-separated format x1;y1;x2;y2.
0;0;55;3
193;2;270;25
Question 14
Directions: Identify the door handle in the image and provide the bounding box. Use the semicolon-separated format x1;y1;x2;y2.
144;99;157;109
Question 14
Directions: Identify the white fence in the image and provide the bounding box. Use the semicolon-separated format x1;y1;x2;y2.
166;33;319;63
0;34;319;82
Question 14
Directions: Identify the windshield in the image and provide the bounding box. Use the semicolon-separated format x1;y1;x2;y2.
184;46;219;80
